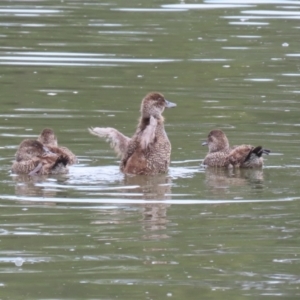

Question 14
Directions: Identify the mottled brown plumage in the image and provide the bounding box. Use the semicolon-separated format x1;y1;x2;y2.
89;92;176;175
202;129;270;168
37;128;77;165
12;139;69;175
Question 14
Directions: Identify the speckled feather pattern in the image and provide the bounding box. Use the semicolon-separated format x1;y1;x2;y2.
203;148;232;167
37;128;77;174
12;140;70;175
202;129;268;168
12;159;40;175
121;118;171;175
89;92;175;175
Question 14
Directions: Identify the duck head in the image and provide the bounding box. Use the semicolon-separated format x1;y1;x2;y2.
16;139;52;161
140;92;176;119
202;129;230;153
37;128;58;147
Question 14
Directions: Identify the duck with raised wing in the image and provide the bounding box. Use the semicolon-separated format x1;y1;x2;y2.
89;92;176;175
12;139;69;175
202;129;270;168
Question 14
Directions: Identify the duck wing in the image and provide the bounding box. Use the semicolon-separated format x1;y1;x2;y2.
227;145;270;167
47;146;77;165
88;127;130;159
12;159;41;175
227;145;254;167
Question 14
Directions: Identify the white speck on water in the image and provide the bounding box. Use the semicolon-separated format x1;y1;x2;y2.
107;115;115;117
70;248;75;251
73;91;78;94
14;257;24;267
285;110;290;112
22;208;28;211
137;75;143;78
47;92;57;96
167;293;172;297
198;37;202;40
223;65;230;68
282;42;289;47
105;243;111;245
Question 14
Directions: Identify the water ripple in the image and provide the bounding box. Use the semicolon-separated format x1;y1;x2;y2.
1;195;299;205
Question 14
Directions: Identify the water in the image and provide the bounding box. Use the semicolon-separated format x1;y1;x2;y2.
0;0;300;298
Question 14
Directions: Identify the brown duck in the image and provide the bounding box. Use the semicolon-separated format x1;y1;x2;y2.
12;139;69;175
37;128;77;165
202;129;270;168
89;92;176;175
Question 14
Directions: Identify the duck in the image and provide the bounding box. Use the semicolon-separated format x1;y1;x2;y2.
37;128;77;165
12;139;69;175
88;92;176;175
202;129;270;168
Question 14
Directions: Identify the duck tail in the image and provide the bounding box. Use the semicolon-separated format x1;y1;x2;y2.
245;146;270;162
52;155;69;169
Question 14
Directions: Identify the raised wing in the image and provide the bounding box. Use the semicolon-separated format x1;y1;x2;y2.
88;127;131;159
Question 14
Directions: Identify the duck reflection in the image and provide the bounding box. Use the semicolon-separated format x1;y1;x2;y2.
122;174;172;200
204;168;264;193
13;174;67;198
123;174;171;239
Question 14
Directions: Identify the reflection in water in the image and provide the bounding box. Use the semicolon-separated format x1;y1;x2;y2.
204;168;264;195
12;174;67;198
123;175;171;239
122;174;172;200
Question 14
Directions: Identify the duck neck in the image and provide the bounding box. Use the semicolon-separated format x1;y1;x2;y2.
138;115;164;131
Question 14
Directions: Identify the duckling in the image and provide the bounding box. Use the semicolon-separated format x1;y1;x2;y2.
12;139;69;175
89;92;176;175
37;128;77;165
202;129;270;168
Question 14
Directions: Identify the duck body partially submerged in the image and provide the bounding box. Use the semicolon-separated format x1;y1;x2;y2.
12;139;69;175
202;129;270;168
89;92;176;175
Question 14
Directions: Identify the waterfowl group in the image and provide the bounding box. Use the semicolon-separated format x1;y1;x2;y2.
11;92;271;176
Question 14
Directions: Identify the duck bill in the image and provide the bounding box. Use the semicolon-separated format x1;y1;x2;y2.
201;141;208;146
165;100;177;108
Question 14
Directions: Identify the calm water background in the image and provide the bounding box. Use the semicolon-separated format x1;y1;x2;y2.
0;0;300;299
